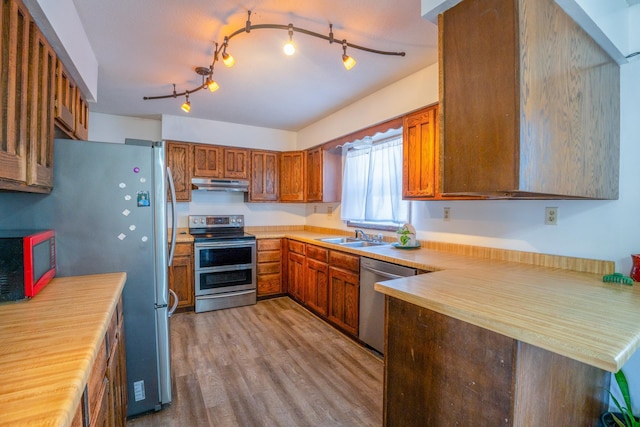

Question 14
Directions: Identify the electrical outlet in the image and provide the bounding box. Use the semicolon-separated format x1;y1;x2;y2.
545;207;558;225
313;205;317;213
327;206;333;217
133;380;146;401
443;207;451;221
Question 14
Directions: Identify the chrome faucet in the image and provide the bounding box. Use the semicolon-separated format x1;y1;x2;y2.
354;229;370;241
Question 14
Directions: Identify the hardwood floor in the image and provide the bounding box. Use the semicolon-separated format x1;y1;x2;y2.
127;297;383;427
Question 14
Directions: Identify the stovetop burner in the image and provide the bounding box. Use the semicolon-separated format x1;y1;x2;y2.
188;215;255;242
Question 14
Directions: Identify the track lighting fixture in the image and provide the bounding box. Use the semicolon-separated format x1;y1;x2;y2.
144;10;406;112
342;40;356;70
181;92;191;113
221;37;235;68
283;24;295;56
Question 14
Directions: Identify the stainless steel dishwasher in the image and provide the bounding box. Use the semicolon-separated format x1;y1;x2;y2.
359;257;417;354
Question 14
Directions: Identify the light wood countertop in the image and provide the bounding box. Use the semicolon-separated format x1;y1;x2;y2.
270;230;640;373
0;272;126;426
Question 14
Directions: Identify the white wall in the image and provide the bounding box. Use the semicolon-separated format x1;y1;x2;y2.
296;65;439;149
161;114;296;151
88;113;162;143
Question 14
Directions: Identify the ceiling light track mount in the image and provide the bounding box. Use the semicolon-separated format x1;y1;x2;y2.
143;10;406;110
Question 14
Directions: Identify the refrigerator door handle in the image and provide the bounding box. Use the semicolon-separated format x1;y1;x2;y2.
167;167;177;267
168;289;179;317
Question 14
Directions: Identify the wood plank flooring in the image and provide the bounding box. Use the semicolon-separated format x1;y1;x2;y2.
127;297;383;427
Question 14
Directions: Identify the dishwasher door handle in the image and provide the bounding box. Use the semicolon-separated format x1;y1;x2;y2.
362;265;410;280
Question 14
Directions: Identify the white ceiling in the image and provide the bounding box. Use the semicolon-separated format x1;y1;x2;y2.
71;0;439;131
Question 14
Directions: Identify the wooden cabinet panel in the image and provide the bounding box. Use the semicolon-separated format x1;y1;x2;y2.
329;250;359;273
0;0;31;186
306;256;328;316
328;264;359;336
166;141;192;202
440;0;619;199
223;147;249;179
287;251;306;303
279;151;306;202
74;89;89;141
384;297;608;426
305;147;341;203
257;238;283;297
193;144;222;178
169;242;194;310
403;106;437;199
249;150;279;202
54;58;76;132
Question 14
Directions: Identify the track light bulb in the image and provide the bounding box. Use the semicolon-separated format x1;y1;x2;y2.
284;25;295;56
221;51;235;67
284;41;295;55
342;41;356;70
181;93;191;112
342;54;356;70
206;78;219;92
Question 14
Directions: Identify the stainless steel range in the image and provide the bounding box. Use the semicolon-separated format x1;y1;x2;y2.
189;215;256;313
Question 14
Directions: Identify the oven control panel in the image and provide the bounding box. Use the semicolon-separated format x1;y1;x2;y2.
189;215;244;229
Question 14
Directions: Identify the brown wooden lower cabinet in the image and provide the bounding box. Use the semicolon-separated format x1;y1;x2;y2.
305;245;329;316
287;240;306;303
168;242;194;310
72;297;127;427
384;297;609;426
257;238;284;297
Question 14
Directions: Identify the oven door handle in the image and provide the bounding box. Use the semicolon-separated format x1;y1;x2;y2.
198;290;255;300
194;241;256;249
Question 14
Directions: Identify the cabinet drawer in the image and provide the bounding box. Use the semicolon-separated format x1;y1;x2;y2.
329;251;360;273
288;240;306;255
258;250;281;264
173;243;192;256
258;274;282;294
258;239;281;251
306;244;328;262
106;308;118;356
258;262;280;275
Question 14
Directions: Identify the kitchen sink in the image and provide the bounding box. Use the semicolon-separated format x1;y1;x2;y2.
316;237;388;247
316;237;360;244
339;240;388;248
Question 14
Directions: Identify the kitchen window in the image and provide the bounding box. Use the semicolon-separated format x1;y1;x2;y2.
341;130;410;230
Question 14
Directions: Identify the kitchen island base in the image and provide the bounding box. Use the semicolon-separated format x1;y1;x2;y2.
383;297;609;426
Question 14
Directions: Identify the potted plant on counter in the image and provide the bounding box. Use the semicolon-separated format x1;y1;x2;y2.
396;224;417;247
602;370;639;427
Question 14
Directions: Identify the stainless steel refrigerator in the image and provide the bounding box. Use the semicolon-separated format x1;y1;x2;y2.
0;138;177;417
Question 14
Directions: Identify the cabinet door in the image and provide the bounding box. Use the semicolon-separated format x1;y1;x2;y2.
0;0;31;185
403;105;437;199
279;151;306;202
328;266;359;336
55;58;76;132
306;147;322;202
26;19;55;188
168;243;194;309
166;141;192;202
193;144;223;178
250;150;279;202
223;147;249;179
287;252;306;303
74;89;89;140
306;257;328;316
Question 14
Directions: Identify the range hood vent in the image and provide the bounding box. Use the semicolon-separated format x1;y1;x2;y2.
191;178;250;192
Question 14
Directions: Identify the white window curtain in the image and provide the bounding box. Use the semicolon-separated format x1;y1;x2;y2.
341;136;409;224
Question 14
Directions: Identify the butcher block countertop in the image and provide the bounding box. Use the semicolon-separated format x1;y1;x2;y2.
252;228;640;373
0;272;126;426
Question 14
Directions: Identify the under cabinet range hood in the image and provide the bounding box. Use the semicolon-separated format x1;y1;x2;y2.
191;178;249;192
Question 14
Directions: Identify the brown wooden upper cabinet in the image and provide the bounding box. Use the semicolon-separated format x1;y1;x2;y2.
54;58;76;133
249;150;279;202
166;141;192;202
306;147;341;203
402;105;438;199
193;144;223;178
0;0;56;193
439;0;619;199
279;151;306;202
223;147;250;180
